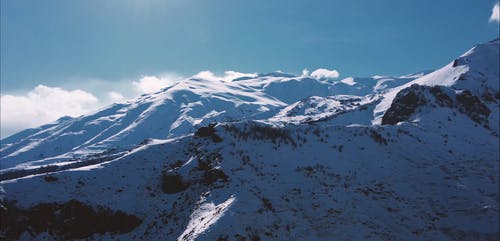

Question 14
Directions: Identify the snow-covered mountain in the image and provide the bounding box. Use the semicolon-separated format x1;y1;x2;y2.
1;39;499;241
0;69;422;171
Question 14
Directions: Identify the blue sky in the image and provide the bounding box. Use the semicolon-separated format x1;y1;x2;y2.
2;0;499;91
0;0;499;137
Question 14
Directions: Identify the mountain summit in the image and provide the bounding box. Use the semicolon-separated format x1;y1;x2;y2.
1;40;499;241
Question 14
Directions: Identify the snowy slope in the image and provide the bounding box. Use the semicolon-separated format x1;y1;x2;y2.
0;74;307;169
268;95;379;126
1;39;499;241
0;72;419;171
373;38;500;125
2;117;498;240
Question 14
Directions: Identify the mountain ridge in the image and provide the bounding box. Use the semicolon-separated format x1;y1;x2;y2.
1;39;499;241
0;68;424;170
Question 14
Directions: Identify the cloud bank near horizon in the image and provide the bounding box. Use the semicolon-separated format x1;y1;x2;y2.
1;85;100;138
0;74;185;138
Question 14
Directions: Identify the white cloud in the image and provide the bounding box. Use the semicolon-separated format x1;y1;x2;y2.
108;91;126;103
301;69;310;77
132;73;184;94
222;71;257;81
193;70;218;81
340;77;357;86
310;68;340;79
490;2;499;23
1;85;100;138
192;70;257;82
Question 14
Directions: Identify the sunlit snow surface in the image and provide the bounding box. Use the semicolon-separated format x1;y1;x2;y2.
0;67;421;170
178;195;236;241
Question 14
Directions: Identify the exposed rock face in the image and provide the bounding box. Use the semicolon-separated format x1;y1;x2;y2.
195;123;223;143
382;84;491;126
0;200;142;240
382;84;428;125
161;173;191;194
455;90;491;125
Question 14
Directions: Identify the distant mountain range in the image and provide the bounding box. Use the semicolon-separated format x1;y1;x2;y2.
1;39;499;241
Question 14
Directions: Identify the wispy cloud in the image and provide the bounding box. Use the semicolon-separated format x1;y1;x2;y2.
192;70;218;81
490;2;499;23
193;70;257;82
222;71;258;81
107;91;126;103
132;73;184;94
310;68;340;79
301;69;310;77
1;85;101;137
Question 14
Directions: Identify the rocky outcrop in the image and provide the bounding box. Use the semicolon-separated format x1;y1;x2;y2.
381;84;428;125
195;123;223;143
0;200;142;240
382;84;491;126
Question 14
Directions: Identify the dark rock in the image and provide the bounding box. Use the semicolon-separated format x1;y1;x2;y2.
43;175;58;182
382;84;491;127
202;169;229;185
483;92;496;102
161;173;190;194
369;130;388;145
195;125;215;137
456;90;491;125
0;199;142;240
195;123;223;143
429;86;453;107
261;198;275;212
382;84;427;125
